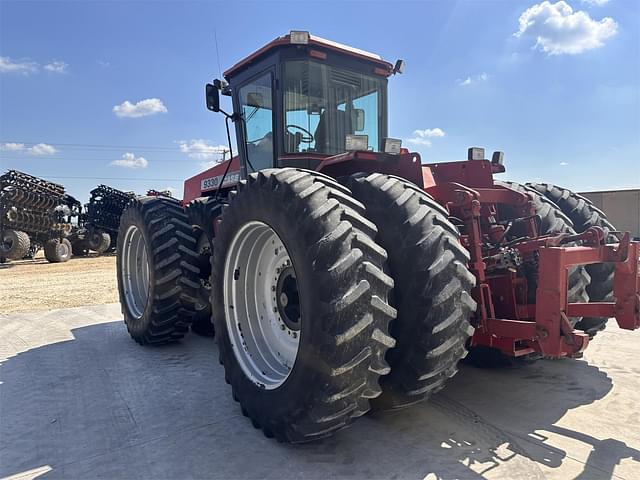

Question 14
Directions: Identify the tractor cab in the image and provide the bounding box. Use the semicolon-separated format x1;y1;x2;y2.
206;31;404;178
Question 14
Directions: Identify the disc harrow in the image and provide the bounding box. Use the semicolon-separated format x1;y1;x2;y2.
0;169;77;261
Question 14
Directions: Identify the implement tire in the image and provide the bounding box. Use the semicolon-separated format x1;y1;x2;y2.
44;238;72;263
527;183;614;338
345;173;476;409
212;169;396;443
0;230;30;260
88;229;111;254
186;197;224;338
117;196;201;345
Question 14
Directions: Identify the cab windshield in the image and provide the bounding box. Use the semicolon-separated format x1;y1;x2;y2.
283;60;385;155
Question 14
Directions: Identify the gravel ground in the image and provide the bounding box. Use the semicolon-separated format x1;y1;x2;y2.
0;254;117;313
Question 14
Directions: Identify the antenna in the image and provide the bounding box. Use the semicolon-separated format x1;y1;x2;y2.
214;28;223;80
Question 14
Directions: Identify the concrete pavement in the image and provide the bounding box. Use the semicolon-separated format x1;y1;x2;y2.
1;304;639;479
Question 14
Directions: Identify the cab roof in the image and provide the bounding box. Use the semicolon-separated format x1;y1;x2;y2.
223;31;395;79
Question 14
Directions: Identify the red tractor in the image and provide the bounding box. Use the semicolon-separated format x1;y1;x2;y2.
116;31;640;443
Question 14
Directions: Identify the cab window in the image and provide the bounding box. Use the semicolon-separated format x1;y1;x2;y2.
283;60;385;155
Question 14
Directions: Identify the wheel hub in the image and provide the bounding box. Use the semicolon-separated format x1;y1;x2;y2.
1;236;13;252
275;266;300;331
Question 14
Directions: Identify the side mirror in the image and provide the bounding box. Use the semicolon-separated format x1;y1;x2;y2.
205;83;220;112
351;108;365;131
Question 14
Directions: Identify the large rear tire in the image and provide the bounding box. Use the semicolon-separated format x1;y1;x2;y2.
527;183;614;338
44;238;72;263
117;196;201;345
344;173;476;409
212;169;396;443
0;230;30;260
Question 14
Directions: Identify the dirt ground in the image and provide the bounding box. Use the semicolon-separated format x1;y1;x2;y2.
0;253;117;313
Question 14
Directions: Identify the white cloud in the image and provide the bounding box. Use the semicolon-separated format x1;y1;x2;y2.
178;139;229;160
407;128;446;147
111;152;148;169
1;142;26;152
28;143;57;155
0;142;57;155
113;98;168;118
97;60;111;68
581;0;610;5
516;1;618;55
559;161;569;166
0;56;38;75
457;72;489;86
44;61;68;74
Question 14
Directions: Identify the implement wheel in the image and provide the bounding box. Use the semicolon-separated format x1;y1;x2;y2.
117;196;200;345
212;169;395;443
44;238;72;263
0;230;30;260
88;229;111;254
345;173;476;409
527;183;615;338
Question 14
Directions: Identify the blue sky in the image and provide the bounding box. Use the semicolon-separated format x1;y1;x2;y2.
1;0;638;200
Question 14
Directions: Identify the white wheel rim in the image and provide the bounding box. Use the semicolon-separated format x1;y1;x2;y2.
121;225;150;319
223;221;301;389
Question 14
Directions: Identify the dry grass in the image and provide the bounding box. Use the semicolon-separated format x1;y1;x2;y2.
0;253;118;313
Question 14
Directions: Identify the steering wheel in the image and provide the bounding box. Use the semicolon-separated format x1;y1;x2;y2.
286;125;314;144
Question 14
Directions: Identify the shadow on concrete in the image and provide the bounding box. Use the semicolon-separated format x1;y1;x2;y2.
0;321;636;479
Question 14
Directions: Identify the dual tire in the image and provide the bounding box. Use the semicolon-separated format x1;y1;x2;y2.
212;169;476;440
117;196;201;344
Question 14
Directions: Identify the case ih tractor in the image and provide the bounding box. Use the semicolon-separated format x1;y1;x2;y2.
117;32;640;443
1;170;79;263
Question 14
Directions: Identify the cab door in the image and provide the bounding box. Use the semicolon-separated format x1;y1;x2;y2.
235;70;276;177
